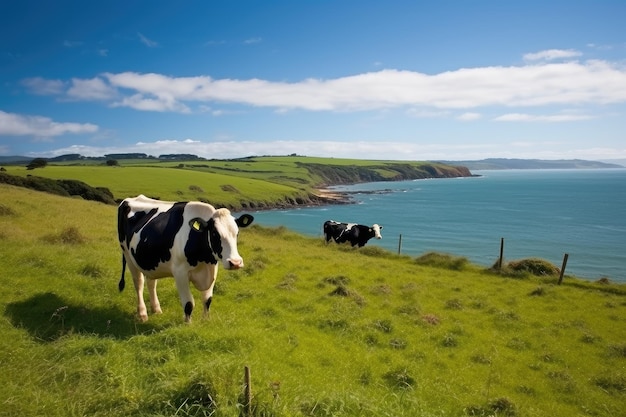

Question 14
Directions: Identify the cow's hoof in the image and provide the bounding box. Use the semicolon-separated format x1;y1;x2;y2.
138;314;149;322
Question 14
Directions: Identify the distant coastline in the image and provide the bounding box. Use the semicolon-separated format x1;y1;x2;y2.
436;158;624;170
1;153;624;169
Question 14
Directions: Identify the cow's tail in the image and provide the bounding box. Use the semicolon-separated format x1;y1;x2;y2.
118;255;126;292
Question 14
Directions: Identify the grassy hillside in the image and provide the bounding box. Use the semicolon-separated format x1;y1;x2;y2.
0;184;624;417
1;156;471;210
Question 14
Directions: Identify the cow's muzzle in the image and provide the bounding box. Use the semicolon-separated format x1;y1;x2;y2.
228;259;243;269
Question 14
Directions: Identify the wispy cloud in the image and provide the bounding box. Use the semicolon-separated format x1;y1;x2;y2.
0;111;98;137
138;32;159;48
21;77;65;95
111;94;191;113
63;40;83;48
67;77;117;100
243;37;262;45
523;49;582;61
494;112;595;122
21;52;626;115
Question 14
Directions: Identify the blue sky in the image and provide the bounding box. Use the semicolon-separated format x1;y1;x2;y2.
1;0;625;161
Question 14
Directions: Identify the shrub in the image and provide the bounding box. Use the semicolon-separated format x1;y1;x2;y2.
26;158;48;170
0;172;115;204
415;252;469;270
505;258;559;276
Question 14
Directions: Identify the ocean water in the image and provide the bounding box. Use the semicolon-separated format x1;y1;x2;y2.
250;169;626;282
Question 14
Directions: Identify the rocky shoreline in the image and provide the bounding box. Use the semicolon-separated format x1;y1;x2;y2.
245;164;476;211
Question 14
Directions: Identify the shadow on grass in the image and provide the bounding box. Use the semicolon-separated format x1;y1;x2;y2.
4;292;162;342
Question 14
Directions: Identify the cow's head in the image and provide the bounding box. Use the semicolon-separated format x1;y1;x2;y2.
372;224;383;239
189;209;254;269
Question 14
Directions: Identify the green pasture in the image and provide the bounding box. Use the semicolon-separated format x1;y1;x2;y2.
0;184;624;417
2;156;464;208
3;164;307;208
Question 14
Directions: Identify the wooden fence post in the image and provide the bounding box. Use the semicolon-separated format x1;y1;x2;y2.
558;253;569;285
398;234;403;255
498;238;504;270
244;366;252;416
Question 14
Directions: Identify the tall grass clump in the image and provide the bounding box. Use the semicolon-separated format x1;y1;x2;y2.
493;258;560;279
414;251;470;270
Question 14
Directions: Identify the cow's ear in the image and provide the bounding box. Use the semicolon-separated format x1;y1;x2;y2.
236;214;254;228
189;218;208;232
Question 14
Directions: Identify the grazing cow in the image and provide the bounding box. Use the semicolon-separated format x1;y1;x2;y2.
117;195;254;322
323;220;383;247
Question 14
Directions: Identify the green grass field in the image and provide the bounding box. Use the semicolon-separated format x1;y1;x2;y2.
3;164;307;208
2;156;469;210
0;183;624;417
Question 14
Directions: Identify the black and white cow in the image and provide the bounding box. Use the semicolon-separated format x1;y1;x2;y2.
323;220;383;247
117;195;254;322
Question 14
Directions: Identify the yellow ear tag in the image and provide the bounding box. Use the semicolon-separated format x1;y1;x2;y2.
192;220;201;231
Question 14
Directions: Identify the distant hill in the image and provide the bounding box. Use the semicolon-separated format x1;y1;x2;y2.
2;154;624;170
436;158;624;170
600;159;626;167
0;156;31;164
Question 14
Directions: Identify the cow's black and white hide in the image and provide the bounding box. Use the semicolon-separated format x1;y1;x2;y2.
323;220;383;247
117;195;254;322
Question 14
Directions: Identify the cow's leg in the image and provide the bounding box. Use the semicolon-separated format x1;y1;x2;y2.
201;264;218;317
174;274;195;323
128;263;148;322
190;264;218;318
147;278;162;315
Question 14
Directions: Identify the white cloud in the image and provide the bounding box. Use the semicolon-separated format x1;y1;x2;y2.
0;111;99;137
67;77;117;100
138;32;158;48
111;93;191;113
108;61;626;111
21;77;65;95
23;56;626;114
523;49;583;61
243;37;262;44
494;113;595;122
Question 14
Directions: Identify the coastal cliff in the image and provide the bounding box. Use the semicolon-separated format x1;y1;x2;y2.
297;162;473;207
300;162;472;186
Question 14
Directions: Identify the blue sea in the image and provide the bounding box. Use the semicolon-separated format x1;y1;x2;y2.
251;169;626;283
